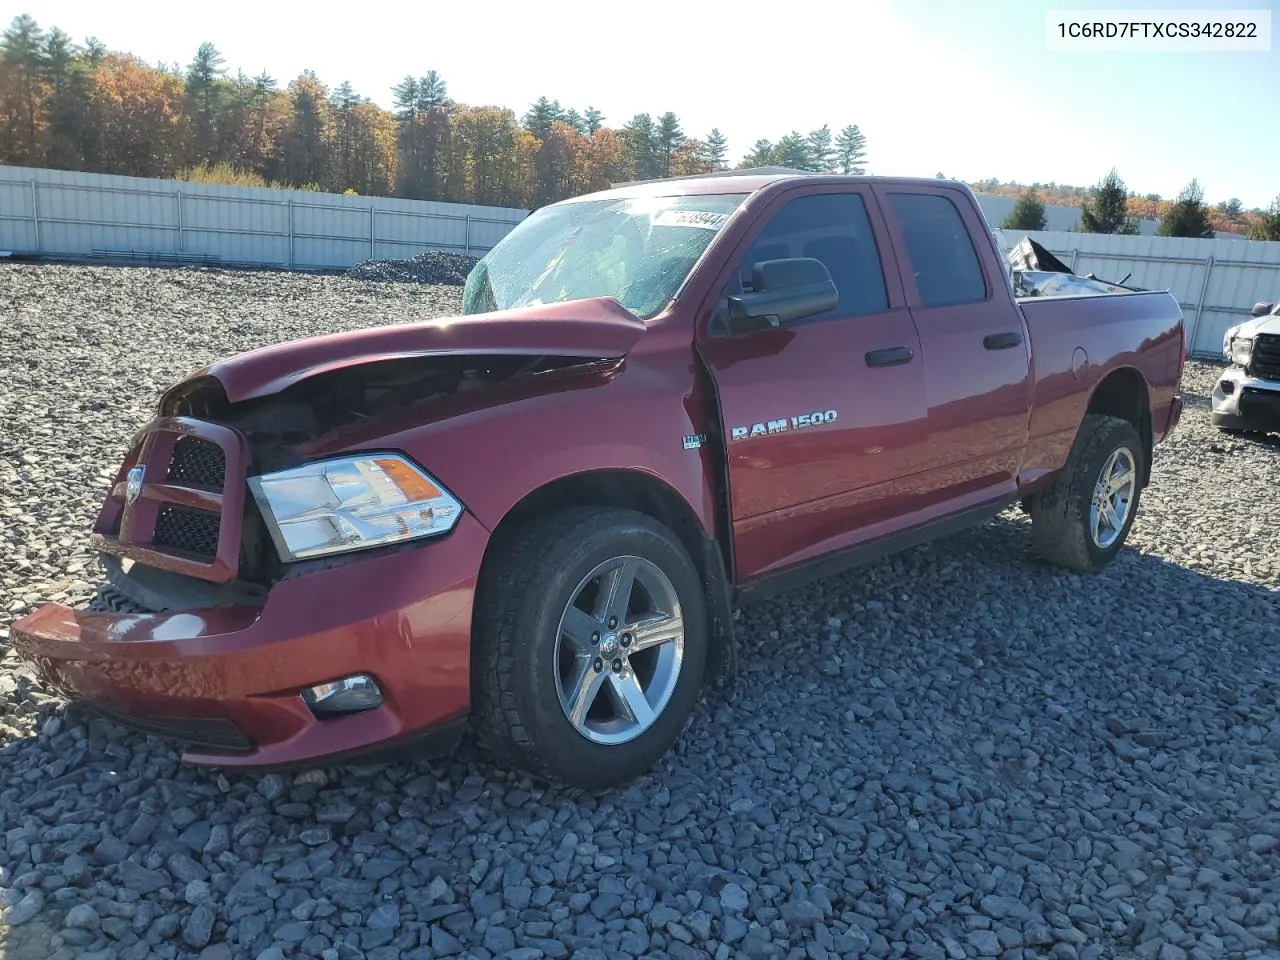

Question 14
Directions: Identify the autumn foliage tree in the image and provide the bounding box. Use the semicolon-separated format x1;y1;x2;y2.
1249;195;1280;241
0;12;875;211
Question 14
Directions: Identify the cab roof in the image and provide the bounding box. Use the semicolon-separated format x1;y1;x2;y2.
564;167;968;204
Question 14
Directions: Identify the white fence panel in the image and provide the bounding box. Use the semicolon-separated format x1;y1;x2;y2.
6;165;1278;361
0;164;529;270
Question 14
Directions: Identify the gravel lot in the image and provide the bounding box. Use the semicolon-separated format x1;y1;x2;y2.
2;262;1279;960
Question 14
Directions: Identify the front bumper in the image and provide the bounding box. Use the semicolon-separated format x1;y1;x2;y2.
1211;367;1280;432
9;513;489;768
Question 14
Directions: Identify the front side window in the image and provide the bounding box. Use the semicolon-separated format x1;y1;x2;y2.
733;192;890;320
462;193;747;320
887;193;988;308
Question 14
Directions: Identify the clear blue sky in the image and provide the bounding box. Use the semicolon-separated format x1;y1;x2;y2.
19;0;1280;208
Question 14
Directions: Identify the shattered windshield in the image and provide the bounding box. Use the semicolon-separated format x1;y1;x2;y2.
461;193;748;320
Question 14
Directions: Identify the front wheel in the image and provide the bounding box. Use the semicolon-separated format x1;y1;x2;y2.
471;506;708;790
1030;414;1145;572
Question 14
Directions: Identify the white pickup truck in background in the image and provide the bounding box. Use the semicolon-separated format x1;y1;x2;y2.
1215;301;1280;436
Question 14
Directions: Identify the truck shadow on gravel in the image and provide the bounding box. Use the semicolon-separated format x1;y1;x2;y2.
2;512;1279;959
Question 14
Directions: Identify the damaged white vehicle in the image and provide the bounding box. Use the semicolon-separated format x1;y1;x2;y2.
1214;301;1280;435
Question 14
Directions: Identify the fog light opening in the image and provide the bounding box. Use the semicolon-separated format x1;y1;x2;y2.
303;675;383;716
1220;380;1236;396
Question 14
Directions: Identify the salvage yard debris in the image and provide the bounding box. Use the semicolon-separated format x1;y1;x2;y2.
345;250;479;285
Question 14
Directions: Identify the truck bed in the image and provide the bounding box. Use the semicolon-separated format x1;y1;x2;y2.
1017;287;1185;486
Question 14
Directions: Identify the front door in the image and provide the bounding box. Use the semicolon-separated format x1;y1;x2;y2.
695;185;932;582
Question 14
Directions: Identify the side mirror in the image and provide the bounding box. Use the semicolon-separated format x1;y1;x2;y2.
1253;302;1276;318
727;258;838;332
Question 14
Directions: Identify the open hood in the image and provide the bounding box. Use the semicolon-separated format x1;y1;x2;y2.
170;296;647;405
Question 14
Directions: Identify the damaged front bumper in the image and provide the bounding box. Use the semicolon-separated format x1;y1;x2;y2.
9;514;490;769
1211;367;1280;433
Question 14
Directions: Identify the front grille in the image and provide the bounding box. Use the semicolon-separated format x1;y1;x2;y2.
1239;388;1280;430
1249;334;1280;382
90;707;252;753
153;505;221;559
167;436;226;491
92;418;246;584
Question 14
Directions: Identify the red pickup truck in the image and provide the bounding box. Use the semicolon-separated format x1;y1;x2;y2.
11;171;1185;790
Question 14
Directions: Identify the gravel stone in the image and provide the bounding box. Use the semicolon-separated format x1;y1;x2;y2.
65;902;101;929
1;267;1278;960
720;883;749;912
345;250;479;285
183;905;215;949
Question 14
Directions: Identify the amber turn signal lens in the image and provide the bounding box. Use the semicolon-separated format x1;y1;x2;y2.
374;457;443;502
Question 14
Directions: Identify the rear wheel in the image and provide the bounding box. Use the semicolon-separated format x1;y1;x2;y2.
471;506;707;790
1030;414;1144;572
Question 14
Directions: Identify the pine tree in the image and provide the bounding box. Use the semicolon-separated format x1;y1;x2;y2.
1003;189;1047;230
620;113;657;180
806;125;834;173
705;128;728;170
1;14;47;164
417;70;450;111
834;124;867;174
655;112;684;177
1159;179;1214;238
43;28;93;168
185;42;226;165
583;106;604;134
562;108;585;134
280;70;331;188
772;131;813;170
83;36;106;67
1079;168;1138;234
1248;195;1280;241
392;76;422;197
739;139;774;168
523;96;561;139
330;81;361;191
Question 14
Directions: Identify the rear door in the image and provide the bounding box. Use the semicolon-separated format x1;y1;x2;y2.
875;186;1032;499
695;184;933;581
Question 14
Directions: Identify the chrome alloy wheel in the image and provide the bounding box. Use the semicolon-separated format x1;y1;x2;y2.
553;555;685;745
1089;446;1137;549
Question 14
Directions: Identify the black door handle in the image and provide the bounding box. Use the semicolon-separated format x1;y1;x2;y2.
865;346;915;368
984;331;1023;350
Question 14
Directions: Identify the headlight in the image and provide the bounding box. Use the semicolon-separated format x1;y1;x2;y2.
247;454;462;562
1230;337;1254;367
1223;325;1240;358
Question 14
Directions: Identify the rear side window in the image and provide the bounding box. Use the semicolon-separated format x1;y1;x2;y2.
737;193;889;319
888;193;987;307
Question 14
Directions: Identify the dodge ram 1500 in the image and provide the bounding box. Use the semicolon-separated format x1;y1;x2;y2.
11;171;1186;789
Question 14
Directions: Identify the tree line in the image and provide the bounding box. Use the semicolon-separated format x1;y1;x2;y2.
0;14;868;210
999;170;1280;241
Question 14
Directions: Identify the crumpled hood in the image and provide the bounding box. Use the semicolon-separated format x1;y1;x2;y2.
172;296;647;404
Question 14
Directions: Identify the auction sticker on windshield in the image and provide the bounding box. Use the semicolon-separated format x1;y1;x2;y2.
652;210;731;230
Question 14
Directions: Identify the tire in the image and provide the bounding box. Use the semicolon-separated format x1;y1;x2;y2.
471;506;708;790
1030;414;1144;573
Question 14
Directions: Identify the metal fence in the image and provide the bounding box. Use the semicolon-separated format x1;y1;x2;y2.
5;165;1279;361
0;165;529;271
999;229;1280;359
